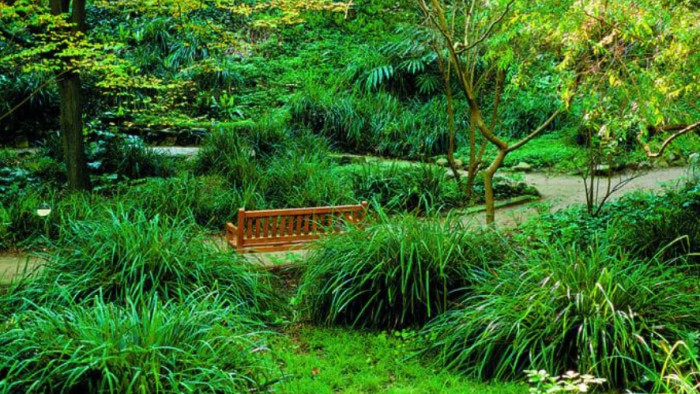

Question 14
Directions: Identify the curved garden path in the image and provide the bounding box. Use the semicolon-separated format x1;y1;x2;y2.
465;166;689;227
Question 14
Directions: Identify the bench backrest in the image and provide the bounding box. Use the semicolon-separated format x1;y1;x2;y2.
226;201;368;252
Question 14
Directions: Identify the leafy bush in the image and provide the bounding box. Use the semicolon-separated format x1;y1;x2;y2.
86;130;177;181
0;188;102;250
298;212;505;329
119;175;263;229
519;183;700;263
14;209;277;314
39;130;177;185
421;242;700;388
195;127;354;210
194;127;265;186
0;294;278;393
262;147;354;209
607;183;700;262
339;163;463;214
289;90;466;158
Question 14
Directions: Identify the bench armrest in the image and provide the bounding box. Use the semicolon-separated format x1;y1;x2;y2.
225;222;238;246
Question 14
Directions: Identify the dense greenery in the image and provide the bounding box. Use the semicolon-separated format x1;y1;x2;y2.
299;213;504;329
420;242;699;387
1;0;699;392
0;295;277;392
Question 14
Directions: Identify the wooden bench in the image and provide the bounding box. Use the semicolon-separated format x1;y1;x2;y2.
225;201;368;253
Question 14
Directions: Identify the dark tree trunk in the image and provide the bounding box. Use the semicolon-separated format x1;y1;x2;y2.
50;0;90;190
57;72;90;190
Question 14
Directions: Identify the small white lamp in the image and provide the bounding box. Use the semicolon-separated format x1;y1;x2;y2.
37;203;52;217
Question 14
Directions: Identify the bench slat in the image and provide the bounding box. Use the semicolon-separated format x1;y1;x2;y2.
295;214;302;235
303;214;310;234
244;234;321;246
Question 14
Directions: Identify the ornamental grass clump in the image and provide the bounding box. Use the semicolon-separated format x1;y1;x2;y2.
420;241;700;388
0;294;279;393
298;212;505;329
10;208;277;315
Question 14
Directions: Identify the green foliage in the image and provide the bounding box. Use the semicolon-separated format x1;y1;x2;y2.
421;241;700;388
607;183;700;262
84;130;177;181
519;182;700;262
119;175;261;229
298;212;505;329
289;90;467;158
195;127;355;210
642;340;700;394
491;132;585;170
9;209;277;315
337;163;463;214
0;294;278;393
0;189;103;250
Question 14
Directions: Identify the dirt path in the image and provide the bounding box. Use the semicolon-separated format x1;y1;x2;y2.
464;166;690;228
0;254;41;284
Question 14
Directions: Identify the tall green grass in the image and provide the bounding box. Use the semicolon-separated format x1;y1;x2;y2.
0;294;279;393
643;340;700;393
298;212;505;329
420;241;700;388
118;175;263;229
195;127;355;210
5;209;277;315
289;90;463;158
338;163;463;214
0;190;109;250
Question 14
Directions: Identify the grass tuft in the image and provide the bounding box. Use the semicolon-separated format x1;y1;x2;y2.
420;241;700;388
298;211;505;329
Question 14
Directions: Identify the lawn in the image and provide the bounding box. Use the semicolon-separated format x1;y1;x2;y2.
276;326;526;394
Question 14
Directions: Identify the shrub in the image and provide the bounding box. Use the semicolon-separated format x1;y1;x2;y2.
289;90;464;158
262;147;354;209
607;183;700;262
119;175;263;229
194;127;264;186
0;188;105;250
41;130;176;184
195;127;355;210
15;209;277;314
340;163;463;214
421;242;700;388
87;130;177;180
518;183;700;263
298;212;505;329
0;294;279;393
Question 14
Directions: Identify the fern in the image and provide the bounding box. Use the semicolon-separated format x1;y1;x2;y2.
364;65;394;91
416;74;440;94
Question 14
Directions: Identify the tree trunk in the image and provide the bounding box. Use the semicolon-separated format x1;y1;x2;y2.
50;0;90;191
484;150;506;226
58;72;90;190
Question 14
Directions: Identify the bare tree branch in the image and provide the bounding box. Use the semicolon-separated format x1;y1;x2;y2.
639;121;700;158
455;0;515;53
